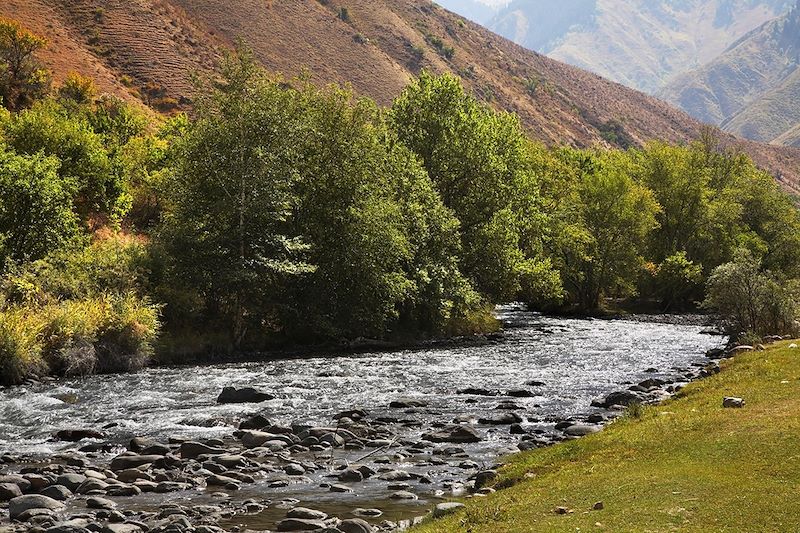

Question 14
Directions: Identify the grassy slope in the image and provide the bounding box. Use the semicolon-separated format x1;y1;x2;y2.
415;341;800;532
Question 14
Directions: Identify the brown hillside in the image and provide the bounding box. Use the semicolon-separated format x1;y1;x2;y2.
4;0;800;191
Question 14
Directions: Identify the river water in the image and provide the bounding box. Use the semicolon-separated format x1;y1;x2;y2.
0;307;724;530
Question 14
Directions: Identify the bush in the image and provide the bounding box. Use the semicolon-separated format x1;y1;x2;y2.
703;249;799;338
0;294;159;384
0;307;46;384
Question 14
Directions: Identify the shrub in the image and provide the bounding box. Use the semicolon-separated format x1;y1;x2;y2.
0;307;46;384
703;249;800;338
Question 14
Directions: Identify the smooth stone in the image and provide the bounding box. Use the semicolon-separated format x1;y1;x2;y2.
56;474;86;492
286;507;328;520
507;389;535;397
109;455;164;471
0;482;22;501
180;442;226;459
87;497;116;510
101;525;143;533
39;485;73;501
723;397;745;408
389;490;418;500
422;425;481;443
478;412;523;425
338;518;374;533
352;508;383;518
275;518;327;531
456;388;499;396
9;495;66;520
433;502;465;518
564;424;602;437
599;390;643;408
239;413;272;430
338;469;363;482
329;484;353;493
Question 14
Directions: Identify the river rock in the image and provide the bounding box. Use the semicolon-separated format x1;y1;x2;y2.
705;348;726;360
180;441;226;459
352;508;383;517
0;474;31;492
239;413;272;430
217;387;274;404
109;455;164;471
723;397;745;408
338;468;363;482
339;518;374;533
728;345;754;356
457;388;499;396
389;490;418;500
101;525;143;533
54;429;104;442
478;412;522;425
433;502;466;518
86;497;116;510
276;518;327;531
39;485;72;501
9;495;66;519
474;470;497;489
598;390;643;408
0;482;22;501
56;473;86;491
422;425;481;443
507;389;535;398
564;424;602;437
287;507;328;520
389;398;428;408
284;464;306;476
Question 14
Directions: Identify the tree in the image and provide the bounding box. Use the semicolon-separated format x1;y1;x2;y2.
0;145;79;266
0;99;126;221
159;49;312;347
555;150;660;311
389;71;560;304
0;18;49;110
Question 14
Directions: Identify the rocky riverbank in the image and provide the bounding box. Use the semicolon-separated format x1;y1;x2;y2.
0;353;734;533
0;311;727;533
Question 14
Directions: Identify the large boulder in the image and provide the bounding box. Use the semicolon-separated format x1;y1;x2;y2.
217;387;274;404
422;425;481;443
9;494;65;520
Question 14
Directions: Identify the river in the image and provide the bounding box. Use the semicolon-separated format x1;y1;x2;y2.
0;307;724;531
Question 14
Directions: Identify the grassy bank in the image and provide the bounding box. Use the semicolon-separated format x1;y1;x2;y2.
416;341;800;532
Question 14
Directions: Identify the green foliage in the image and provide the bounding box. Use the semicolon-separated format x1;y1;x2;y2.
0;18;49;110
552;149;659;310
0;99;126;220
0;145;79;265
424;34;455;60
651;251;703;311
703;249;799;338
389;71;560;304
58;72;97;106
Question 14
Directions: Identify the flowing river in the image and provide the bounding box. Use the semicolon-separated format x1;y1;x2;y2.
0;307;725;531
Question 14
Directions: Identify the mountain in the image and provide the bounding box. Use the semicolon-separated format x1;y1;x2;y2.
660;4;800;145
2;0;799;192
484;0;793;94
435;0;503;24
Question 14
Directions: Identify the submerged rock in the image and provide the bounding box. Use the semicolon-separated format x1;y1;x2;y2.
217;386;275;404
422;425;482;443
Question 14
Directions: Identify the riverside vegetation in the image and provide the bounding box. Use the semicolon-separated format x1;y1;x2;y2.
1;19;800;385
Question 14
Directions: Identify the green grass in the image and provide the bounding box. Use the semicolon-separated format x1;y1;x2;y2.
415;342;800;532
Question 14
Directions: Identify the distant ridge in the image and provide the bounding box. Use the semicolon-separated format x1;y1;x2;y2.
2;0;799;192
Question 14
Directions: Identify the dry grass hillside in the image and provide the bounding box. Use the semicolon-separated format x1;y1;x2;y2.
3;0;800;192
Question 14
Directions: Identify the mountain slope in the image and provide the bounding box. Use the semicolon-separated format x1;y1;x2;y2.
485;0;793;93
660;4;800;145
2;0;799;192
